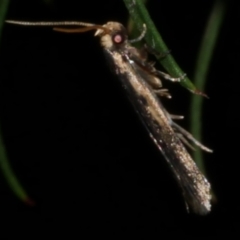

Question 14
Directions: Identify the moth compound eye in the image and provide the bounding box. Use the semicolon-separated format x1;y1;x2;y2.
112;32;125;44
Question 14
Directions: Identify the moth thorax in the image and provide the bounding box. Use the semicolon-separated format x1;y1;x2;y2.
96;22;127;50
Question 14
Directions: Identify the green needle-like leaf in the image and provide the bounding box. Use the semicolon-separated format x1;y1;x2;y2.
123;0;201;94
0;0;34;205
190;0;225;172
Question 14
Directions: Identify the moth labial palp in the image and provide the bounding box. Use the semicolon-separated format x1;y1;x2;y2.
6;19;213;215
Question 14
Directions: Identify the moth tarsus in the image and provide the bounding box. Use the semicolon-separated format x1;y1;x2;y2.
129;23;147;43
6;20;212;214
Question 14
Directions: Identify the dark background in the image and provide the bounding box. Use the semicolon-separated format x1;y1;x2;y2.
0;0;239;237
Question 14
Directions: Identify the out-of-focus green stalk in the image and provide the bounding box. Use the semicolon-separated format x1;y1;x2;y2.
0;0;34;205
190;0;225;173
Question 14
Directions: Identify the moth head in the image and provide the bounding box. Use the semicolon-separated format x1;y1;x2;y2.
94;22;128;49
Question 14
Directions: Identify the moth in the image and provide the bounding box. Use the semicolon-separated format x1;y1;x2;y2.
6;20;213;214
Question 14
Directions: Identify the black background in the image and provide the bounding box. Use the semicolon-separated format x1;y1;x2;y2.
0;0;239;237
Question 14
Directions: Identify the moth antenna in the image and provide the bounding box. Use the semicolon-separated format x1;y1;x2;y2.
6;20;98;27
6;20;110;34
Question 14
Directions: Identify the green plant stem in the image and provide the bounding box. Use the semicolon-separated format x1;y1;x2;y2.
190;0;225;172
123;0;200;94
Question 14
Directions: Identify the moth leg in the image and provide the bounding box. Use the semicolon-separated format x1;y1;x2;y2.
129;24;147;43
132;46;148;61
169;114;184;120
157;71;187;82
177;133;196;151
142;73;163;89
154;88;172;99
171;121;213;153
